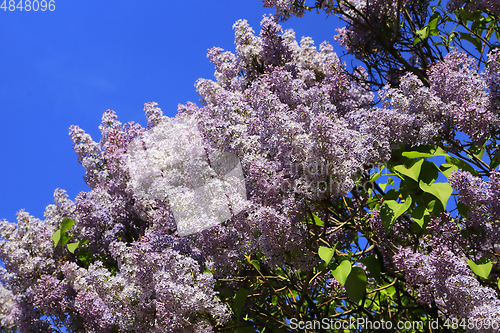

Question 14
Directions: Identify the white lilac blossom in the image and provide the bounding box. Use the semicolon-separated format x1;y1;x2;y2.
126;113;248;236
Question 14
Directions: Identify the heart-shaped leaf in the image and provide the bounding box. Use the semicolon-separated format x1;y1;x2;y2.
318;245;336;265
332;260;352;286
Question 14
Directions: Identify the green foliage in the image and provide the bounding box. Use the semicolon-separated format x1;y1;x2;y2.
344;267;367;304
359;255;381;283
233;288;249;323
332;260;352;286
52;218;75;247
52;218;90;264
318;245;336;264
468;258;493;279
380;195;412;233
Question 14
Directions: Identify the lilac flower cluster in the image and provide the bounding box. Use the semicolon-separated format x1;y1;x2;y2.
446;0;500;16
394;214;500;331
487;49;500;112
262;0;306;20
381;50;500;145
450;170;500;248
332;0;413;56
0;210;57;332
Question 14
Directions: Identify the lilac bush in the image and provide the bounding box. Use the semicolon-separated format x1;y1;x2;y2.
1;1;500;332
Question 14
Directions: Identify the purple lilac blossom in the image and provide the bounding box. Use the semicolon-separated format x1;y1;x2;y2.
450;170;500;248
446;0;500;16
394;214;500;330
381;51;500;145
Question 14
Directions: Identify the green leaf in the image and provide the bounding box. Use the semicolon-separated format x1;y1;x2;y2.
428;15;439;35
60;218;75;233
401;145;448;158
459;32;481;50
402;151;447;158
419;160;440;185
345;267;367;303
468;258;493;279
445;156;480;176
379;177;395;191
457;9;483;23
52;230;61;247
306;213;324;227
60;233;73;247
77;248;93;267
415;26;430;40
318;244;337;265
67;242;80;254
419;181;453;208
380;196;412;233
332;260;352;286
233;288;249;323
439;163;458;178
370;167;384;182
394;158;423;182
359;255;381;283
490;153;500;170
250;259;260;271
67;239;88;254
411;205;430;228
457;202;470;217
468;144;485;159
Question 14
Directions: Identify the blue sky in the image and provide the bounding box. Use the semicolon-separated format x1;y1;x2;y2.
0;0;344;222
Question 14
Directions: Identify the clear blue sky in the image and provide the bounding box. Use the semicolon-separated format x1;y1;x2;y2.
0;1;344;222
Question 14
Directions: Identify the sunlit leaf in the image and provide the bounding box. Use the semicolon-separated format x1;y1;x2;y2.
332;260;352;286
468;258;493;279
319;245;336;265
380;196;412;233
